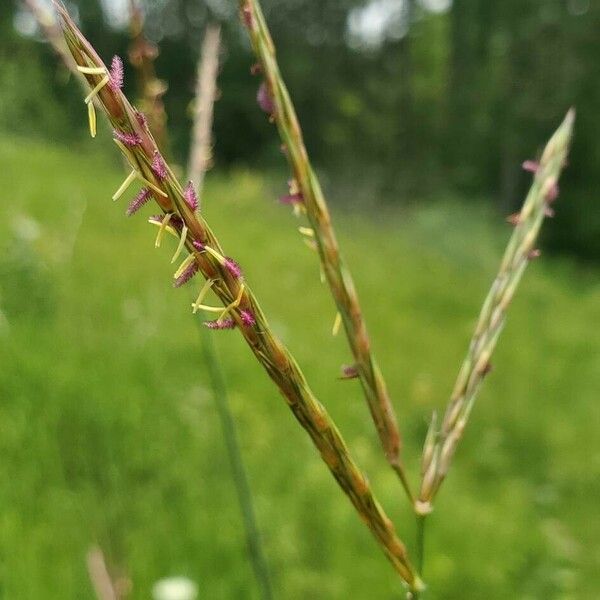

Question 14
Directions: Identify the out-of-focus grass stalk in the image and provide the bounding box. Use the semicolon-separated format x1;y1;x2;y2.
414;111;575;581
52;2;422;591
127;0;170;154
188;23;221;194
21;0;76;72
187;24;273;600
237;0;412;501
199;326;274;600
86;547;118;600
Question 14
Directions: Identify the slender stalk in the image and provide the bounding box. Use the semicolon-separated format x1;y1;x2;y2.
188;23;221;193
21;0;76;72
415;515;426;576
86;546;118;600
238;0;412;500
52;2;422;591
199;326;273;600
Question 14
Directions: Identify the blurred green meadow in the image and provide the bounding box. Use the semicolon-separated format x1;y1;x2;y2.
1;135;600;599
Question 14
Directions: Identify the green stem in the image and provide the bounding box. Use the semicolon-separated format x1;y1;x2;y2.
416;515;426;576
199;324;274;600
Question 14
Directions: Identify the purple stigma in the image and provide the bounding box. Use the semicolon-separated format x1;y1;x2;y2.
204;318;236;330
192;240;205;252
257;82;275;114
240;309;256;327
279;193;304;205
224;257;243;279
340;365;359;380
522;160;540;174
242;5;254;28
151;151;168;181
108;56;124;91
545;182;559;203
114;129;142;147
184;181;199;211
134;109;148;128
126;188;152;216
174;262;199;288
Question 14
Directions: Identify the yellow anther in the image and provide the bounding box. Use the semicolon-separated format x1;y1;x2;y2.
87;101;97;138
303;239;317;252
171;224;189;264
218;284;245;322
192;279;216;314
173;252;195;278
77;65;107;75
298;226;315;237
147;218;179;239
332;311;342;336
138;175;168;198
112;170;137;201
204;245;226;264
292;203;306;217
113;138;135;163
84;75;109;104
155;213;173;248
191;284;245;319
192;304;223;313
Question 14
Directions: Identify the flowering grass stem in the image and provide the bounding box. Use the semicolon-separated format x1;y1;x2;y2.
238;0;411;500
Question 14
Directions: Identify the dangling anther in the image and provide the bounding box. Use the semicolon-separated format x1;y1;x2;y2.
87;102;97;138
113;170;137;201
192;279;216;314
299;226;315;237
332;312;342;336
156;213;174;248
148;216;179;239
171;225;189;264
84;75;109;105
218;284;245;323
77;65;107;75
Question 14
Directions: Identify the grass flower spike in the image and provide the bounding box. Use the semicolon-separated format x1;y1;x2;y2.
238;0;410;500
418;109;575;512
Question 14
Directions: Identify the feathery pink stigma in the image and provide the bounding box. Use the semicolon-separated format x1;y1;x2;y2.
224;257;243;278
279;193;304;205
151;151;168;180
522;160;540;174
126;188;152;216
257;82;275;114
173;262;199;288
340;365;359;380
192;240;205;252
528;248;542;260
545;182;559;203
240;309;256;327
114;129;142;146
250;63;262;76
242;5;254;28
108;56;124;91
544;205;555;218
184;181;199;211
506;212;521;226
204;318;236;330
134;109;148;128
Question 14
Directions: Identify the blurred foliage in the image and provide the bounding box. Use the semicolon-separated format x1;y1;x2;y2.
1;135;599;599
1;0;599;259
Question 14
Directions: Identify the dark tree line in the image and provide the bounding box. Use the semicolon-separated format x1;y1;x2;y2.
2;0;599;259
